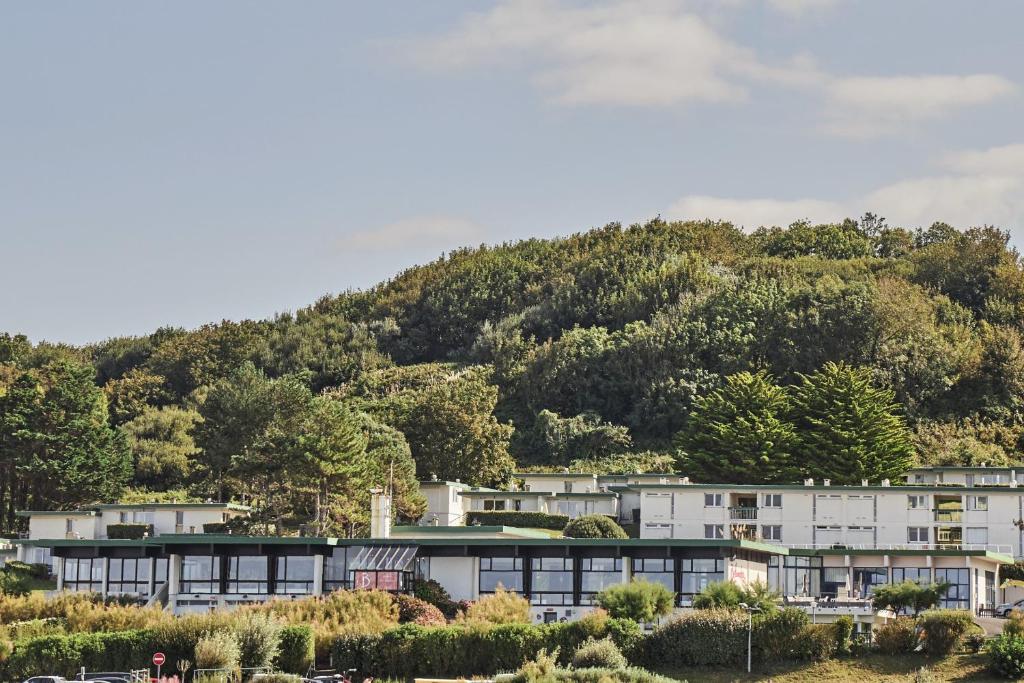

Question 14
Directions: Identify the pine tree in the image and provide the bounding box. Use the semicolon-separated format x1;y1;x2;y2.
675;371;798;483
789;362;914;484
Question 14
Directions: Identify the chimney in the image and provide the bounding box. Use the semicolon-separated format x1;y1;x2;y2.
861;479;868;487
370;488;392;539
431;474;438;482
1012;480;1019;489
881;479;891;487
803;478;814;486
823;479;831;487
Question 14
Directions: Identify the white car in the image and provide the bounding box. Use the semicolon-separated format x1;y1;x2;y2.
995;598;1024;617
24;677;66;683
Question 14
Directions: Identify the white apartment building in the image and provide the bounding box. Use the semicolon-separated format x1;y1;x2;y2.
905;465;1019;487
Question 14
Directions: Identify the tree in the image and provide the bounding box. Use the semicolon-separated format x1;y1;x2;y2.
789;362;914;484
691;580;779;611
596;579;675;622
563;514;628;539
675;371;798;483
871;580;951;616
121;406;201;490
103;368;171;425
523;410;632;464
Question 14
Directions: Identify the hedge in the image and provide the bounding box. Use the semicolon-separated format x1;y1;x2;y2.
203;522;229;533
4;630;155;680
331;618;642;678
275;625;315;675
465;511;570;530
105;523;153;540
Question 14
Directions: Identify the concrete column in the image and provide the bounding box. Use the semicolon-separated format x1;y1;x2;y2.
168;553;181;610
147;557;156;597
313;554;325;596
100;557;109;598
55;557;65;591
844;555;853;598
966;556;975;612
621;555;631;584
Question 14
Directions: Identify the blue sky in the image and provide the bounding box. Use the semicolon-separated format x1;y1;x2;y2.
3;1;1023;344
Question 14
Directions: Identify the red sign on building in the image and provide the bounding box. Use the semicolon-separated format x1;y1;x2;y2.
353;571;399;591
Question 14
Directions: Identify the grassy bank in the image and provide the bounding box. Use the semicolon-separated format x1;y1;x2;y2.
658;653;1002;682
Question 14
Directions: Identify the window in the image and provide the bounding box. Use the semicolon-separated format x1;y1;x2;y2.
564;481;574;494
483;499;506;511
704;493;723;507
530;557;574;605
65;519;74;533
324;547;354;590
62;557;102;592
913;474;925;484
852;567;888;598
762;494;782;508
175;511;185;525
480;557;523;594
704;524;724;539
580;557;622;604
631;558;674;593
513;499;523;512
118;512;128;523
131;511;155;525
108;557;153;595
680;558;724;602
762;525;782;541
967;496;989;511
966;527;989;546
822;567;848;597
935;568;970;608
227;555;269;594
768;556;823;597
275;556;315;594
907;495;926;509
892;567;930;585
181;555;220;594
907;527;929;543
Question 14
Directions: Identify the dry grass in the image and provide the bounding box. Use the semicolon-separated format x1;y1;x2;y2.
656;653;1003;682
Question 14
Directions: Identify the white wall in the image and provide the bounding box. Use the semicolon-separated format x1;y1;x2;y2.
428;556;478;601
29;515;96;540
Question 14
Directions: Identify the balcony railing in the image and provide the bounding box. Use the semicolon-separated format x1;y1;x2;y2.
728;506;758;520
933;509;962;522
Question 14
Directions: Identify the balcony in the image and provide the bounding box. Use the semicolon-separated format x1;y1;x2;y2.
728;507;758;520
933;509;963;522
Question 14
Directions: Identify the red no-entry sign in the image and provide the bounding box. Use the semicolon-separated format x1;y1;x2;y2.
153;652;166;667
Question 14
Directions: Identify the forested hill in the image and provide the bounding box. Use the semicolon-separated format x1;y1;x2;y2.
3;216;1024;535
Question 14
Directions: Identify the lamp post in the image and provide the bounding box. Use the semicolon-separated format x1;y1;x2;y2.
739;602;762;674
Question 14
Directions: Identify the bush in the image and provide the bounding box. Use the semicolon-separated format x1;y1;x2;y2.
572;637;627;669
833;615;854;656
194;630;241;671
988;634;1024;679
466;511;570;530
752;608;809;661
643;608;748;667
919;610;974;656
105;523;153;539
275;625;314;675
1005;610;1024;638
563;515;628;539
875;618;919;655
414;579;461;619
233;611;281;670
965;632;986;653
872;581;950;616
250;675;300;683
596;580;674;623
458;587;531;626
203;522;228;533
505;649;676;683
691;580;777;611
150;611;238;668
394;594;446;625
794;623;837;661
4;629;154;679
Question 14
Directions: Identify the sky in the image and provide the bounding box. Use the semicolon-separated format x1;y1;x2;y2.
2;1;1023;345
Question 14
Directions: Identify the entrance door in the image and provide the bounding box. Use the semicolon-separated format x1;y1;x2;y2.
986;571;996;607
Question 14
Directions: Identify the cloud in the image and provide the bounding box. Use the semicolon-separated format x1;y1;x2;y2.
666;143;1024;231
766;0;840;17
337;216;485;251
412;0;819;107
823;74;1017;138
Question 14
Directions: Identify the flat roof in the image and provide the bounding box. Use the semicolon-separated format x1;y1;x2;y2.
514;473;598;478
95;503;250;510
906;466;1018;472
418;480;473;489
15;510;96;517
622;483;1024;495
391;525;554;539
552;492;618;498
459;490;541;497
789;547;1015;564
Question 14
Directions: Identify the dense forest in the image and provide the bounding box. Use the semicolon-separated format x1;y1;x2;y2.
3;216;1024;535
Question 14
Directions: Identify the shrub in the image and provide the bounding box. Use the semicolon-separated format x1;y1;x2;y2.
563;515;628;539
4;629;154;679
965;632;986;653
150;611;237;668
833;615;854;656
596;580;674;623
752;608;809;661
872;581;950;616
643;608;748;667
794;623;837;661
507;650;675;683
274;625;314;675
413;579;461;619
466;511;570;530
458;587;531;626
572;637;627;669
1005;610;1024;638
394;594;446;625
251;675;300;683
988;634;1024;679
690;581;743;610
194;630;241;671
203;522;228;533
919;610;974;656
875;618;919;655
105;523;153;539
233;611;282;670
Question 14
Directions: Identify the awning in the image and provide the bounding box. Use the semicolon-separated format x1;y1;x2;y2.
348;545;418;572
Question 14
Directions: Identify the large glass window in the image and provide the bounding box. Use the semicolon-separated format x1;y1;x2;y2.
631;558;674;593
892;567;931;585
580;558;622;604
530;557;574;605
227;556;269;594
324;547;354;591
62;557;102;592
852;567;888;598
275;556;315;594
108;557;152;595
680;558;724;602
768;556;822;597
822;567;849;597
181;555;220;594
480;557;523;594
935;568;970;608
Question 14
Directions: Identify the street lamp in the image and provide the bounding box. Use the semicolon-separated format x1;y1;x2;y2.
739;602;762;674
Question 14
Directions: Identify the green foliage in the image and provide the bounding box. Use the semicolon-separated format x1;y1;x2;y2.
105;523;152;539
120;405;200;490
465;511;570;530
274;625;314;675
571;637;627;669
522;410;632;465
690;580;778;612
413;579;462;620
4;629;154;680
595;580;674;622
563;515;628;539
871;580;951;616
874;618;920;655
232;611;281;670
394;594;446;626
1004;610;1024;638
833;615;854;656
918;610;974;656
194;630;241;670
988;634;1024;679
642;608;747;667
676;370;798;483
458;587;531;626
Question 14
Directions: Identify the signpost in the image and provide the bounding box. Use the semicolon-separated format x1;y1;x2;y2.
153;652;166;681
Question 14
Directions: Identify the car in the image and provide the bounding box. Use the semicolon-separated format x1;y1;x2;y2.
24;676;66;683
995;598;1024;617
